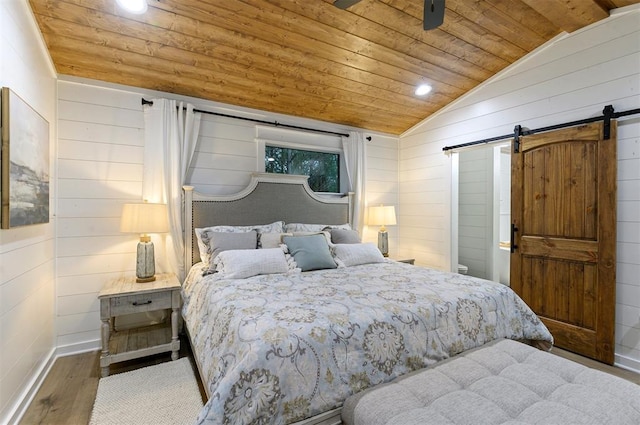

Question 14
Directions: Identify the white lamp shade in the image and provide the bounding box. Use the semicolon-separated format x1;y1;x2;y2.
368;205;397;226
120;203;169;234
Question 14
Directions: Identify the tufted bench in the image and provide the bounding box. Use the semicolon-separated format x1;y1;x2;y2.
342;339;640;425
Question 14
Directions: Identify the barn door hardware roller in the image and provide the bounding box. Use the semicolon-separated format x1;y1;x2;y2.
513;125;522;154
603;105;614;140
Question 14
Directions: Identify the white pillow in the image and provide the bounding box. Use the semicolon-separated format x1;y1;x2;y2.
214;248;289;279
333;243;385;267
259;232;293;249
283;223;351;233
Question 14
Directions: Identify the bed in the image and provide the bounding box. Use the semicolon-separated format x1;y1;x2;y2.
181;173;553;425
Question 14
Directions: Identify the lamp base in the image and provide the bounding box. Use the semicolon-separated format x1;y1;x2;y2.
378;230;389;257
136;276;156;283
136;239;156;283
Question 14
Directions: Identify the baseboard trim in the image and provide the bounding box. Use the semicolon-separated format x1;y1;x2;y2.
6;339;101;425
55;338;101;357
5;347;56;425
615;353;640;375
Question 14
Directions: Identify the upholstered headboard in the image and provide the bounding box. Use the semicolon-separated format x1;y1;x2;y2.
183;173;353;268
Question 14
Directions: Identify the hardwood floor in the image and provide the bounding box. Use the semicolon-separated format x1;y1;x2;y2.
19;350;100;425
18;339;639;424
550;346;640;385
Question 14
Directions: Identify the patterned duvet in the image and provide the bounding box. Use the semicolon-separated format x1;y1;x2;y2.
182;260;553;425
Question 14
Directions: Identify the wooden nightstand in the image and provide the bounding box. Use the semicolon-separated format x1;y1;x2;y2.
394;258;415;265
98;273;181;377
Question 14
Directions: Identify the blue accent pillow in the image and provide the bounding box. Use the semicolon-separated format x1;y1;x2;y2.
283;234;337;272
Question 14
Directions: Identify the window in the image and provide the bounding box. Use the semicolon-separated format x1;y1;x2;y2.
265;146;340;193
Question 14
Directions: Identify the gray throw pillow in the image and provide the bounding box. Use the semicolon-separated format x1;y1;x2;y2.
329;228;361;244
206;230;258;271
283;234;337;272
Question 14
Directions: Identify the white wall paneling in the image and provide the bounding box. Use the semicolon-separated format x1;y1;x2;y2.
399;6;640;371
56;82;146;354
363;134;399;257
614;115;640;369
458;148;492;279
0;0;57;423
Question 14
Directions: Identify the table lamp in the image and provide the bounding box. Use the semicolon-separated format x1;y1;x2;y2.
120;202;169;282
368;205;397;257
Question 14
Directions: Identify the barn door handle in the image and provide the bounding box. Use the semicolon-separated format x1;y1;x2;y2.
510;224;518;253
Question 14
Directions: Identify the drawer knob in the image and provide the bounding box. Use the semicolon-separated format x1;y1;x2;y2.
132;300;152;306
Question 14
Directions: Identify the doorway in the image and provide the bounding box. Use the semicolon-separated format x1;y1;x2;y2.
456;144;510;285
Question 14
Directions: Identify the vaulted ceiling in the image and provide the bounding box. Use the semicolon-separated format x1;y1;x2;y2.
28;0;639;135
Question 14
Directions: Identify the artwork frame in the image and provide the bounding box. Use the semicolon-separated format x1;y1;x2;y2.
1;87;50;229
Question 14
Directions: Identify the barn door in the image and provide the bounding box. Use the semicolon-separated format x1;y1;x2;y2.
510;121;617;364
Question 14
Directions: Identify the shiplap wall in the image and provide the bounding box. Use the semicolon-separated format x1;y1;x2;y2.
56;85;145;349
55;78;398;352
458;148;492;279
0;0;57;423
362;134;400;251
399;6;640;371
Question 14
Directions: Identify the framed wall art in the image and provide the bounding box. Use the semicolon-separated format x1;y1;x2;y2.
1;87;50;229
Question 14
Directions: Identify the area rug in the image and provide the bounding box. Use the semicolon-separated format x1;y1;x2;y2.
89;358;203;425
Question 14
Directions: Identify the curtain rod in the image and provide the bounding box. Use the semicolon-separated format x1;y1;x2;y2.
142;98;349;138
442;105;640;152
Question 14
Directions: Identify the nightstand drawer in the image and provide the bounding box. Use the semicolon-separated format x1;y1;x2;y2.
110;291;172;315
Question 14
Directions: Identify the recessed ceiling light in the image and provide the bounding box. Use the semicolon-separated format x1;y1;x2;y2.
116;0;148;14
415;84;432;96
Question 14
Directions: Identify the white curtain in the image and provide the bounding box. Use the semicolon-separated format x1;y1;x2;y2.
143;99;201;280
341;131;367;234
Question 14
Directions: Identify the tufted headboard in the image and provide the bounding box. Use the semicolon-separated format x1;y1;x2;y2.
183;173;353;268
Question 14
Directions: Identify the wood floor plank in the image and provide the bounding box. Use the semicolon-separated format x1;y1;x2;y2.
550;346;640;385
20;352;99;425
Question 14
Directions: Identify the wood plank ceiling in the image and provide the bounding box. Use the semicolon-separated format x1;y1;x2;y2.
28;0;639;135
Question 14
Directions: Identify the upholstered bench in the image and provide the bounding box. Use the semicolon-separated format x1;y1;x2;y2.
342;339;640;425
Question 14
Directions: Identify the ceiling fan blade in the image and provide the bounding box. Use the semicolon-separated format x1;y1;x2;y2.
423;0;445;30
333;0;363;9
